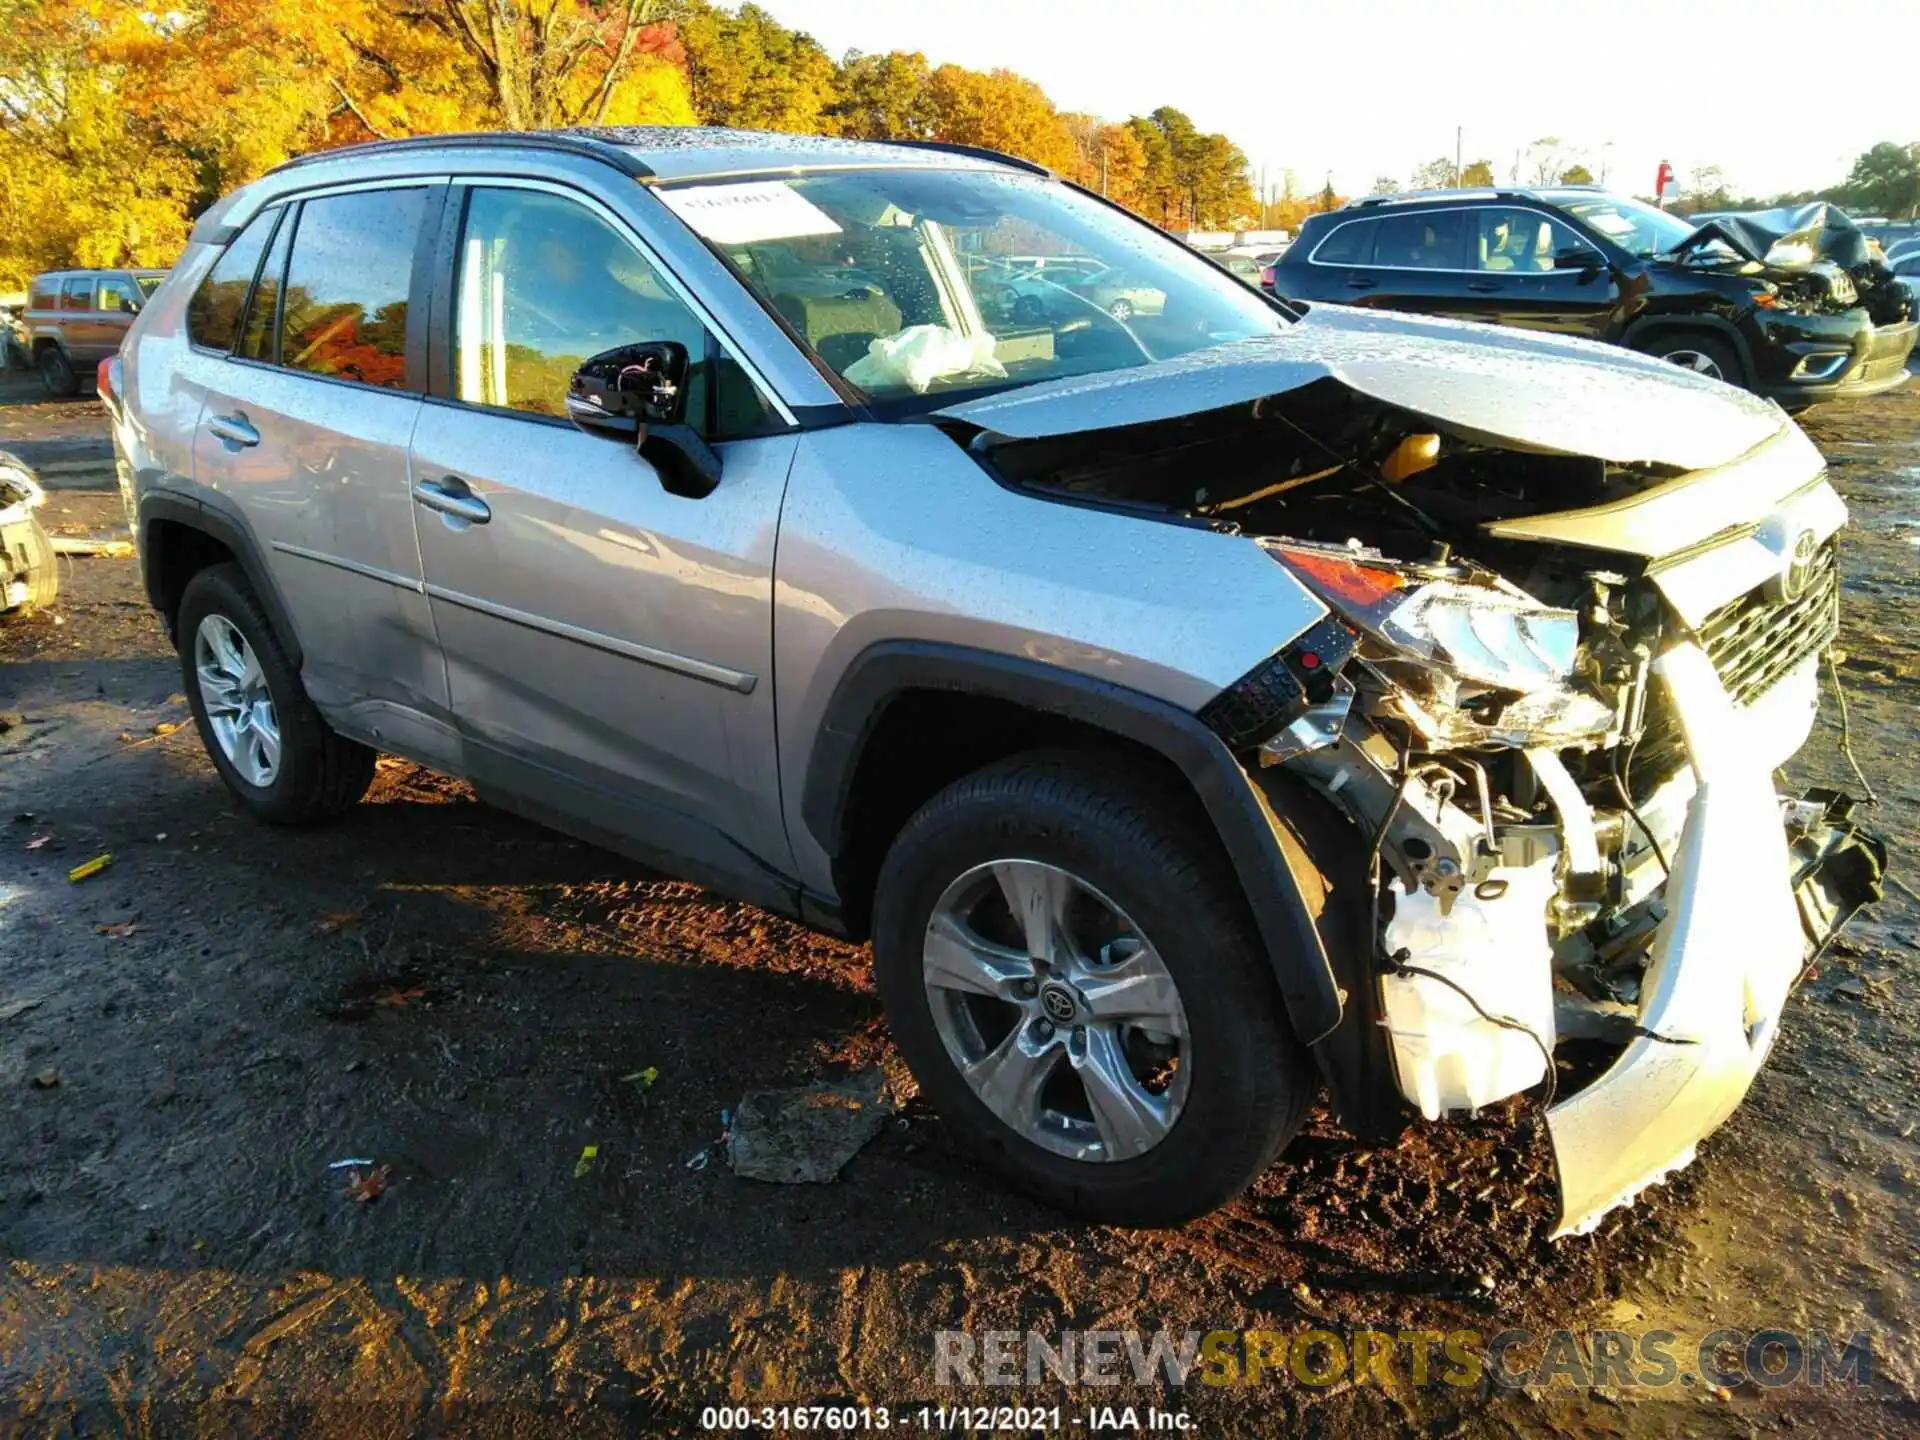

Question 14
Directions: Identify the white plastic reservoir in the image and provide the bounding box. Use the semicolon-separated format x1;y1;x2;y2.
1380;859;1559;1119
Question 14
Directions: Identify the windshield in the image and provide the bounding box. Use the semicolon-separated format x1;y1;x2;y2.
1558;196;1698;258
657;169;1287;408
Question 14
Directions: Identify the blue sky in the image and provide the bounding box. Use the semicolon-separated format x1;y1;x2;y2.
764;0;1919;201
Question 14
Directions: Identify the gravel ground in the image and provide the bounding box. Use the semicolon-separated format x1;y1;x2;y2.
1;373;1916;1435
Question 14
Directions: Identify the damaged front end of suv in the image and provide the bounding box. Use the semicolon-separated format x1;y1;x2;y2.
941;307;1886;1236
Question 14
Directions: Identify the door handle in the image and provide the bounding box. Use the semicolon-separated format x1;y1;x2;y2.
1467;281;1505;293
413;476;491;525
1346;276;1379;290
206;412;259;448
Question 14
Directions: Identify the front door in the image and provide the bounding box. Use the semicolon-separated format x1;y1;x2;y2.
186;184;455;766
1465;206;1620;338
407;181;799;888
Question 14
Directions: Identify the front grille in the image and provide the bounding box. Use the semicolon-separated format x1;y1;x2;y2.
1695;541;1839;708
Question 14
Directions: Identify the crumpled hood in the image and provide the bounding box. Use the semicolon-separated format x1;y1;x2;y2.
1669;201;1875;272
936;305;1788;473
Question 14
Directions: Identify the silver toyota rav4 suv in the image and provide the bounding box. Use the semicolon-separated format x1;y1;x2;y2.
105;128;1884;1235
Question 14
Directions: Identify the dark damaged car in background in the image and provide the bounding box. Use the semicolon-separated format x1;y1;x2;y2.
107;130;1888;1239
1271;188;1917;405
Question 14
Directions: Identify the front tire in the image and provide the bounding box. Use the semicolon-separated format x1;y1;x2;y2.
872;751;1316;1226
177;564;374;825
38;347;79;397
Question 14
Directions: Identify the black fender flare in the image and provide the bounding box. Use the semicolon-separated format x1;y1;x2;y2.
1619;312;1758;388
800;641;1346;1044
137;489;304;667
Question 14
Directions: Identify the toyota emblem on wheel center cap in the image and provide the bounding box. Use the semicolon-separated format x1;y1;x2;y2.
1039;983;1078;1024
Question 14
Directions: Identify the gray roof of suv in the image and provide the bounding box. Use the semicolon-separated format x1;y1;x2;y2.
266;126;1040;184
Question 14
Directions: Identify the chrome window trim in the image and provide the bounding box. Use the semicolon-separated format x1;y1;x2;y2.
1307;203;1605;276
439;173;798;430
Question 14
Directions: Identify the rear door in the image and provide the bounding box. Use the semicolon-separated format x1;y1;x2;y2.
61;277;112;363
186;182;455;766
1349;209;1478;318
405;178;800;885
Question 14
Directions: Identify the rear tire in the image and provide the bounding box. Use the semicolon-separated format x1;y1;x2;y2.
177;564;374;825
872;750;1316;1226
1640;332;1741;387
37;347;78;397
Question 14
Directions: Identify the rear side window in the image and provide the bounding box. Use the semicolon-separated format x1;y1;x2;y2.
1370;211;1470;270
62;279;94;311
279;187;426;390
1313;219;1376;266
188;210;278;351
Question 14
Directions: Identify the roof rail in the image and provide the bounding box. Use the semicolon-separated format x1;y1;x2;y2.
876;139;1052;176
267;131;655;179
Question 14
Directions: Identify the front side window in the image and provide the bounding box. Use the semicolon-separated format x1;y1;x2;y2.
188;209;278;351
656;168;1287;408
98;280;140;312
279;187;426;390
62;278;94;311
1370;211;1470;270
1475;207;1598;272
452;186;775;438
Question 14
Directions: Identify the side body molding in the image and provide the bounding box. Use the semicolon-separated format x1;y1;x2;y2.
800;641;1346;1044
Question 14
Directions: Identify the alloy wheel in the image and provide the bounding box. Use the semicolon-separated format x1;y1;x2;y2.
1109;299;1134;322
1662;348;1725;380
194;613;281;786
922;859;1190;1162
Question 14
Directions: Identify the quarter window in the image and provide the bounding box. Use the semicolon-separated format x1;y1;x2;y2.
279;188;426;390
1313;219;1376;266
453;186;775;438
188;209;278;351
1474;207;1598;272
29;279;58;310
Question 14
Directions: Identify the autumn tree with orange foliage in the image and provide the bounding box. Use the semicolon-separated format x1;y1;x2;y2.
1;0;1263;288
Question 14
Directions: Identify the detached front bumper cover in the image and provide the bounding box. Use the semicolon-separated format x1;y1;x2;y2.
1545;644;1885;1236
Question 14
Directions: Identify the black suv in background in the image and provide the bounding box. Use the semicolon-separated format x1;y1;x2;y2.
1270;188;1917;406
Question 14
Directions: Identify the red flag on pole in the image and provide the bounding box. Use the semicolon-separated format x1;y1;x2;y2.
1655;160;1675;198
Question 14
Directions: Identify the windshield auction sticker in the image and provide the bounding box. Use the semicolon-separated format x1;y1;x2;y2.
658;181;844;245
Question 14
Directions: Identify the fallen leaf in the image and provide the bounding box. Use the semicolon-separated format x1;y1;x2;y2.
68;854;111;883
31;1069;59;1088
344;1165;392;1203
315;908;365;935
96;920;139;938
621;1067;660;1090
152;721;180;737
373;986;427;1008
117;732;135;743
24;832;53;850
574;1144;599;1179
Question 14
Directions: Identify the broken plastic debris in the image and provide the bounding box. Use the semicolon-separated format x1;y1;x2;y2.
68;854;111;883
24;832;52;850
574;1144;599;1178
327;1157;376;1170
728;1070;895;1185
31;1069;59;1088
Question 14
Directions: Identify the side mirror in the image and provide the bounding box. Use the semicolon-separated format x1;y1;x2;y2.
566;340;721;500
1554;249;1604;272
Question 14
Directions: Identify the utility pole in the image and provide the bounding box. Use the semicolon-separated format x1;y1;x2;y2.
1101;142;1109;196
1455;125;1462;186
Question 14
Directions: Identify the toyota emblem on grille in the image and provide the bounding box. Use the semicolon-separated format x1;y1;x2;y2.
1777;529;1820;603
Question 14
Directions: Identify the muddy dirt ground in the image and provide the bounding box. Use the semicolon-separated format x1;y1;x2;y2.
1;369;1917;1435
